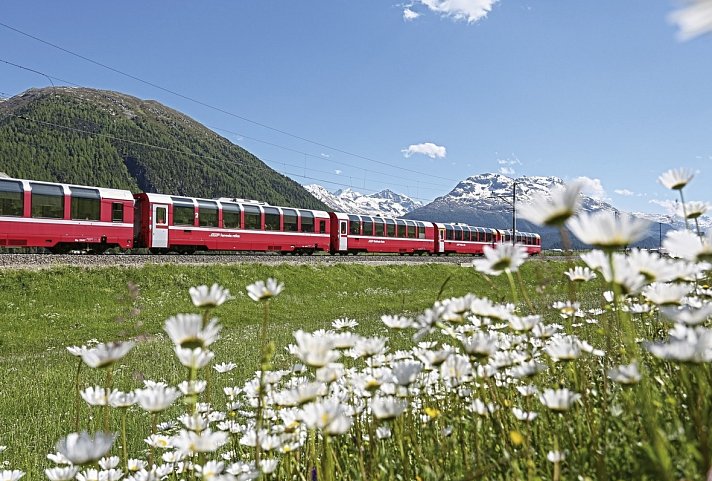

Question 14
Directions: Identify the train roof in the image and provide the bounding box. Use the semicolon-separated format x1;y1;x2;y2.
139;192;329;217
331;211;432;224
1;176;134;201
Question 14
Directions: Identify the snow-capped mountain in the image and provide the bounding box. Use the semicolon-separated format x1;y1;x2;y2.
632;211;712;233
304;184;422;217
406;173;668;249
436;172;614;213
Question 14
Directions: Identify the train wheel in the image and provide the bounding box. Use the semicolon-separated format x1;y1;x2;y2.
49;244;72;254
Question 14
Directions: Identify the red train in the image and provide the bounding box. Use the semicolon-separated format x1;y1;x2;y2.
0;177;541;256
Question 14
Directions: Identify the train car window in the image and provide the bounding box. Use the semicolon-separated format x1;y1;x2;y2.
0;179;23;217
69;187;101;221
112;203;124;223
283;209;298;232
264;207;280;231
385;219;396;237
172;198;195;226
446;226;454;240
396;220;407;238
299;210;314;233
373;218;385;237
198;200;218;227
362;217;373;236
222;203;240;229
454;226;463;241
317;219;327;234
30;183;64;219
243;205;261;230
417;222;426;239
348;215;361;235
406;221;416;239
156;206;167;225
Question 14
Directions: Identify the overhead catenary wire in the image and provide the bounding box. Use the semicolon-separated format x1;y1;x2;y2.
0;21;461;183
0;57;457;193
7;114;439;204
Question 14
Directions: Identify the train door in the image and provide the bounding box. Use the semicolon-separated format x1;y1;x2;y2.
338;220;348;251
438;228;445;253
152;204;169;248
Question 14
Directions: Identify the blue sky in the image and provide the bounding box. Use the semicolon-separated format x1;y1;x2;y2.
1;1;710;215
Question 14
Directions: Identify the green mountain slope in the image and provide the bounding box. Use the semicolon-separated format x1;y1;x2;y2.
0;87;327;210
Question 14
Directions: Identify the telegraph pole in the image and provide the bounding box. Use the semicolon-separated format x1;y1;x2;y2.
489;179;519;244
512;181;516;244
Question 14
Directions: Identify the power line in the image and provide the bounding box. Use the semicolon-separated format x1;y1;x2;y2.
7;114;438;203
0;21;461;183
0;57;457;193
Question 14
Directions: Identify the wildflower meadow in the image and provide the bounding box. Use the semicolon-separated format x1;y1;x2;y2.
1;168;712;481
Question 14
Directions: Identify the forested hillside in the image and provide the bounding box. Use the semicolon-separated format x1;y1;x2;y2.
0;87;327;209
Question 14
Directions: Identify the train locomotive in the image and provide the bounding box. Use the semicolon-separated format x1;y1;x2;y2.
0;176;542;256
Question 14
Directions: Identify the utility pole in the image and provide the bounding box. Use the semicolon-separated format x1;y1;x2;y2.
512;181;516;245
488;179;519;244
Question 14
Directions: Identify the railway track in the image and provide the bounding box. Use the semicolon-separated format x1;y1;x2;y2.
0;252;496;270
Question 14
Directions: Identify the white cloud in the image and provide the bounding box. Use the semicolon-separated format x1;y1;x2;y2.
416;0;499;23
614;189;634;197
403;7;421;20
496;155;521;176
573;176;606;200
649;199;678;214
335;169;342;175
320;153;331;159
668;0;712;41
401;142;447;159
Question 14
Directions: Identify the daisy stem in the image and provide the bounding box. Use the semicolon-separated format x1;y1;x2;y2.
104;367;113;432
515;270;535;312
678;188;690;231
505;269;520;305
73;359;82;432
121;409;128;470
553;436;561;481
202;308;212;408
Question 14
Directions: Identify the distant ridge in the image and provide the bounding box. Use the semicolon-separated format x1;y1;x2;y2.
304;184;423;217
0;87;327;210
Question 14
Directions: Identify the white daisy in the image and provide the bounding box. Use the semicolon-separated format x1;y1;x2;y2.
472;243;528;275
164;314;221;349
55;432;115;466
80;341;135;369
660;303;712;326
246;278;284;302
607;362;641;384
539;388;581;412
658;168;695;190
567;211;650;250
518;182;582;227
371;396;408;420
642;282;693;306
134;385;182;413
189;283;231;308
564;266;597;282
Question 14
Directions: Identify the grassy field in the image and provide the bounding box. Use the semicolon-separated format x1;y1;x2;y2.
2;256;709;481
0;260;577;476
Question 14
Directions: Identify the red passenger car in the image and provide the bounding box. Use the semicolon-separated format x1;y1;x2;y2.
134;193;330;254
329;212;435;255
0;177;134;253
498;229;542;255
433;222;500;255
